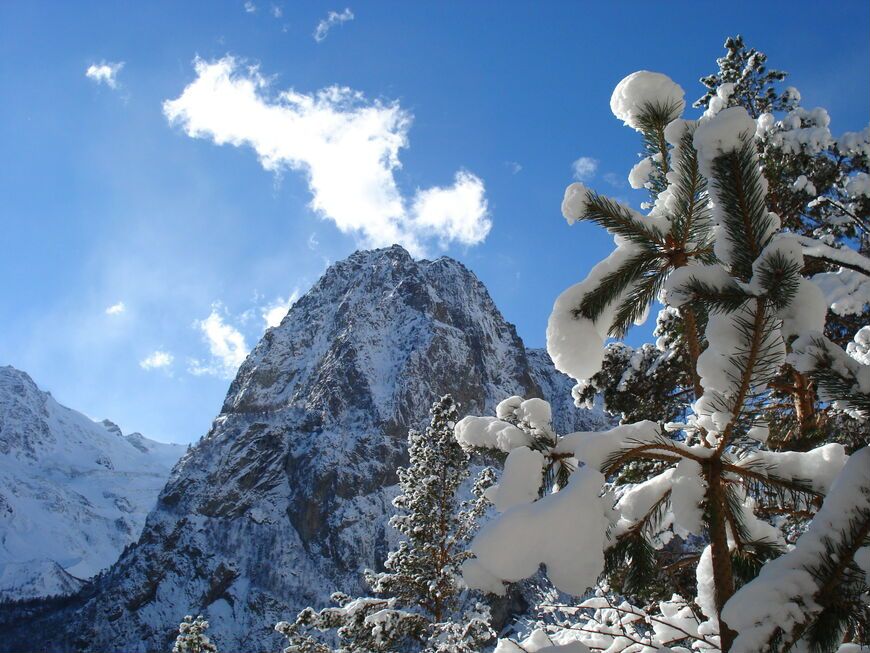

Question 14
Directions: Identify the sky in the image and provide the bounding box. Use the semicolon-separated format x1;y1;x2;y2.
1;1;868;444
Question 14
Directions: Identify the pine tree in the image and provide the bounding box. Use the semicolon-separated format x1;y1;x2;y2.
695;36;870;453
455;50;870;653
172;615;218;653
587;37;870;456
276;395;494;653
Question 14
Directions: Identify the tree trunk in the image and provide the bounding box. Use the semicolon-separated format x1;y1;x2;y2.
706;458;737;651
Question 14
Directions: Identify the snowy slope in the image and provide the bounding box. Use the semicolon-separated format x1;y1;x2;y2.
0;246;608;652
0;367;184;601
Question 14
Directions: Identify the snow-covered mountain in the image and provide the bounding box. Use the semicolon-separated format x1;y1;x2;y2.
0;246;608;652
0;366;184;601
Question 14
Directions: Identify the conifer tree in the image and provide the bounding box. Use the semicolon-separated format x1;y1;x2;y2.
582;37;869;456
172;615;218;653
276;395;494;653
454;47;869;653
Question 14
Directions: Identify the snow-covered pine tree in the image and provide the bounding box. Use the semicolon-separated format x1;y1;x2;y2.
276;395;494;653
578;36;869;455
454;56;870;652
172;615;218;653
696;36;870;453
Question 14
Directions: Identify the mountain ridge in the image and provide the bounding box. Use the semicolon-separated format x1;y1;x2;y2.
0;246;609;652
0;366;184;602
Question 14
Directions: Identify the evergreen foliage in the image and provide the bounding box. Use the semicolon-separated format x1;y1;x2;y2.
456;36;870;653
172;615;218;653
276;395;494;653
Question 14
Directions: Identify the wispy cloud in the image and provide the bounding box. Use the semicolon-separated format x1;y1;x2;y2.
244;1;256;13
188;304;249;378
313;8;354;42
140;350;173;370
85;61;124;89
270;4;282;18
261;290;300;329
603;171;625;188
571;156;598;181
505;161;522;175
105;301;126;315
163;56;490;257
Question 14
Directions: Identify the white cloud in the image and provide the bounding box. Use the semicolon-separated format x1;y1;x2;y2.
314;8;354;42
189;304;249;378
307;233;319;250
505;161;522;174
163;56;490;257
603;172;625;188
411;171;490;247
271;4;282;18
86;61;124;89
105;301;126;315
571;156;598;181
244;1;256;12
262;290;300;329
140;350;174;370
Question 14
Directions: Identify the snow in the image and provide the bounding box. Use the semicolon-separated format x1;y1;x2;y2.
547;235;648;382
724;446;870;652
746;423;769;443
791;330;870;413
454;415;531;453
702;82;735;118
838;126;870;159
662;264;738;307
735;443;848;494
495;396;554;435
495;629;591;653
695;302;784;399
555;420;667;471
811;267;870;316
465;465;608;596
776;278;827;340
496;395;524;420
610;469;675;539
609;71;685;130
695;546;718;637
492;446;545;512
765;107;833;156
796;235;870;275
849;327;870;366
669;459;706;536
791;174;817;196
515;397;552;431
628;156;655;189
0;366;184;601
561;182;591;225
692;106;757;178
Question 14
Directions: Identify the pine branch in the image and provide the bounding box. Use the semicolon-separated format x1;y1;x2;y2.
608;262;670;338
709;137;776;280
577;251;661;323
674;276;749;314
582;194;666;245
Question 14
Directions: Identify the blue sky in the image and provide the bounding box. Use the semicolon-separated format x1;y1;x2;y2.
1;1;868;443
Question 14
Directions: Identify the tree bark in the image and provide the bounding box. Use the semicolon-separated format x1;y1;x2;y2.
705;458;737;651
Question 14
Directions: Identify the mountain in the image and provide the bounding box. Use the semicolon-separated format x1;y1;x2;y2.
0;246;609;652
0;366;184;601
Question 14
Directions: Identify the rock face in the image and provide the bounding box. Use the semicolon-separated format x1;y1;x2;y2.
0;246;608;652
0;367;184;601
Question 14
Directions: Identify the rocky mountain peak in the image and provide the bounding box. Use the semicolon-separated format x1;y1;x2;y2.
0;248;608;652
